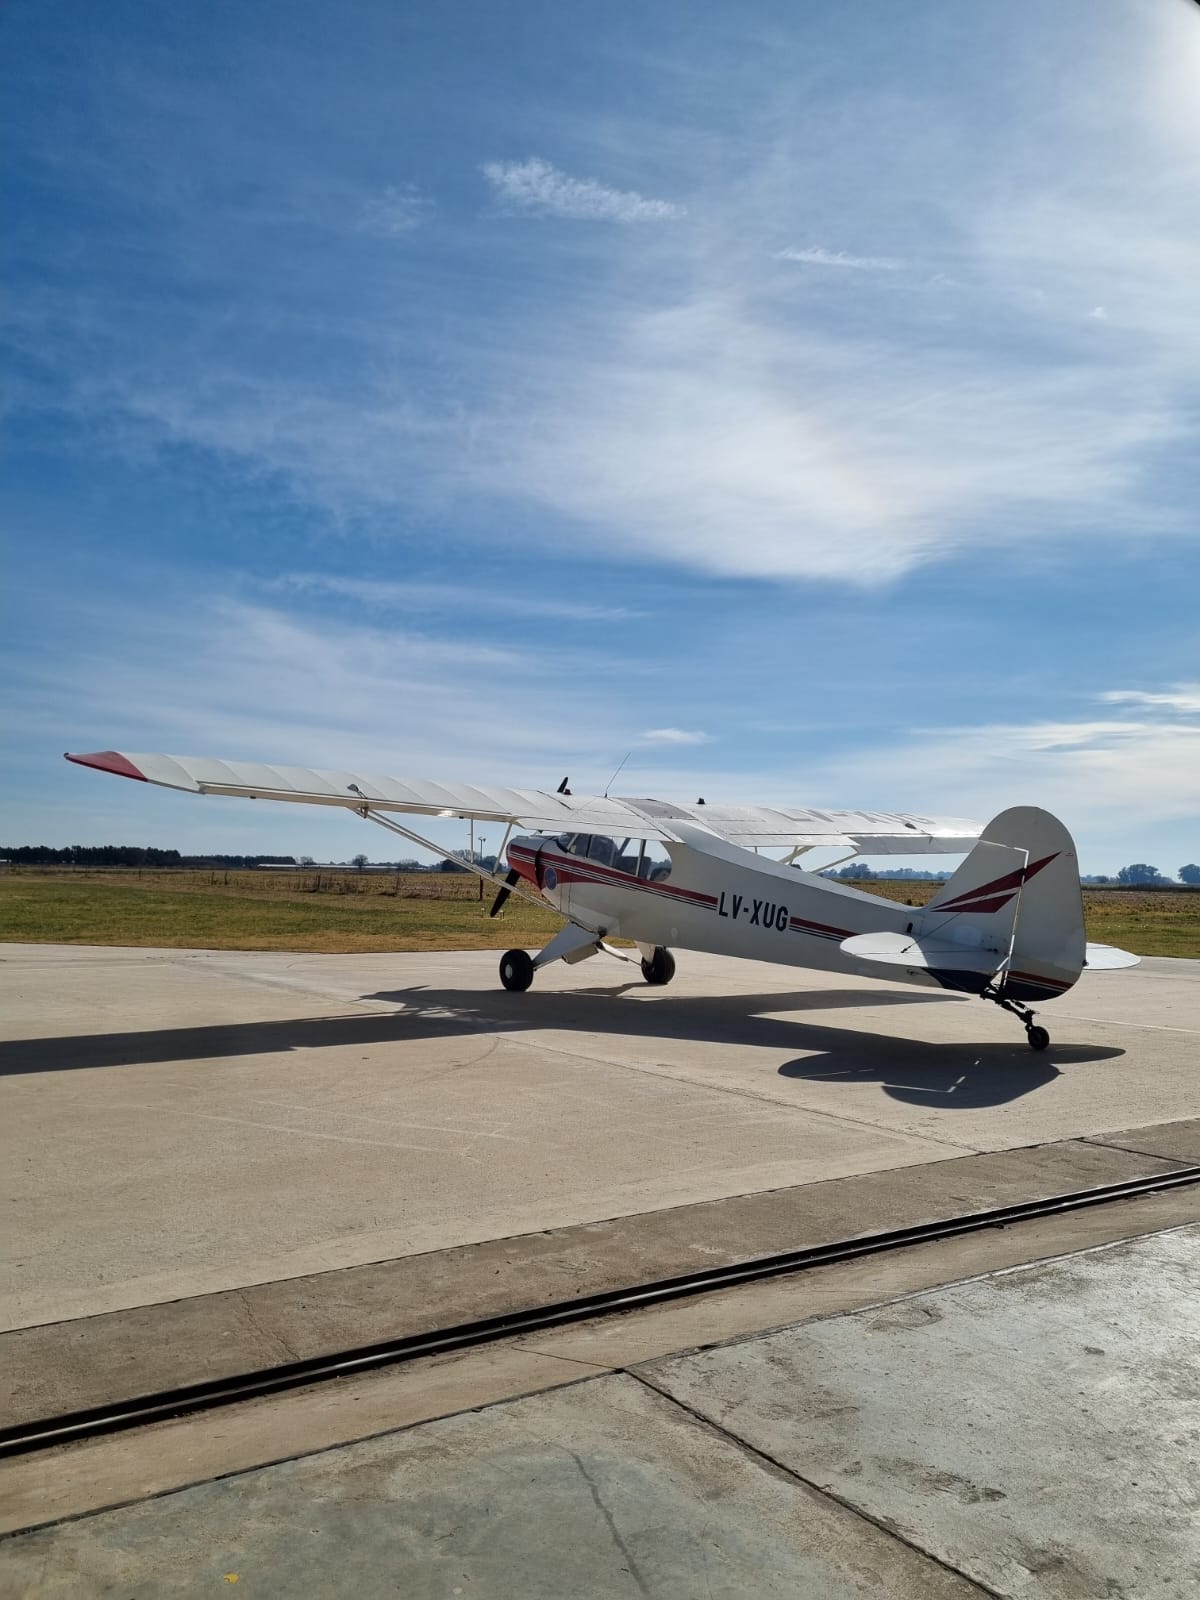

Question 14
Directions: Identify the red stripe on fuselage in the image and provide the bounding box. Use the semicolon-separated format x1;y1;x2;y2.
509;844;719;908
789;915;852;941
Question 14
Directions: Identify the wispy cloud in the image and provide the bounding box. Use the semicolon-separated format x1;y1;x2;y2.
639;728;711;746
796;695;1200;862
3;571;717;851
271;573;640;623
359;183;431;237
1100;686;1200;714
471;291;1183;582
481;157;685;222
774;246;902;271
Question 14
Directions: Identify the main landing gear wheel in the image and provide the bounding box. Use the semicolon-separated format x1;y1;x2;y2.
1026;1024;1051;1052
641;947;676;986
499;948;534;992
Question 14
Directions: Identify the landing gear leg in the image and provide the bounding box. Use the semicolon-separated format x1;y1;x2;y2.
500;924;607;992
981;982;1050;1051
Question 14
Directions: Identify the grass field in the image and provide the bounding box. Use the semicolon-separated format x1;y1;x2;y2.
857;879;1200;959
0;868;565;953
0;867;1197;958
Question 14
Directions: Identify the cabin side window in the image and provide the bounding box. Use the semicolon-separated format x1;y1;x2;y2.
612;838;639;875
584;836;641;874
554;832;668;880
638;839;672;882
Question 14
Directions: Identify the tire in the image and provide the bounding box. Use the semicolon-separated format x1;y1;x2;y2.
641;947;676;986
1027;1024;1050;1052
499;948;534;992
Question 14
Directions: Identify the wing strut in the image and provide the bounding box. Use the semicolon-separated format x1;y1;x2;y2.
350;804;547;915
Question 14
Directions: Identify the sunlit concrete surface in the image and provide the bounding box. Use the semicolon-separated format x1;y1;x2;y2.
1;943;1197;1329
5;1226;1195;1599
645;1224;1200;1600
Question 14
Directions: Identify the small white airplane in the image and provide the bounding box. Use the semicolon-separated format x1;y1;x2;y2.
65;749;1138;1051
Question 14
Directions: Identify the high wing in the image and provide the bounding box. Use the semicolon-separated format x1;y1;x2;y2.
624;799;981;855
64;751;677;839
64;751;980;855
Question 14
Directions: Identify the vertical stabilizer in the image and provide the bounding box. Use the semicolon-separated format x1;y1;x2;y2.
922;806;1085;1001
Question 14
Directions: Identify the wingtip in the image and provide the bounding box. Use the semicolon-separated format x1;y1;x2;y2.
65;750;148;782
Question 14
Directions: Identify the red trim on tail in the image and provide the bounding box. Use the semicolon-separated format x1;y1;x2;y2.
935;850;1059;913
64;751;148;782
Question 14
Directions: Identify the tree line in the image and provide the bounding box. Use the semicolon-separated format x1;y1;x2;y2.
5;844;1197;884
830;861;1200;886
1;844;490;872
1;845;298;868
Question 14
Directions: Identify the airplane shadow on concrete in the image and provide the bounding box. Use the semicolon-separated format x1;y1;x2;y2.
777;1050;1070;1110
0;982;1123;1108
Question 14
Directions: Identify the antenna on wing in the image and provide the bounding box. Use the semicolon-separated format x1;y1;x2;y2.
604;751;632;798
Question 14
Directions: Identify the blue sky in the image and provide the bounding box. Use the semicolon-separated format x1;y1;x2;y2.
2;0;1198;873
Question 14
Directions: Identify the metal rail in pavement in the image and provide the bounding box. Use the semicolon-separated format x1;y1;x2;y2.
3;1164;1197;1459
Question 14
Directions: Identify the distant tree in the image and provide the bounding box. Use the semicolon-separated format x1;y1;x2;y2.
1116;863;1167;885
834;863;873;880
298;855;315;867
352;852;369;872
1179;864;1200;886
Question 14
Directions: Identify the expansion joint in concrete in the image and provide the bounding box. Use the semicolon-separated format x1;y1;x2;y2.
1077;1134;1185;1163
625;1367;1003;1600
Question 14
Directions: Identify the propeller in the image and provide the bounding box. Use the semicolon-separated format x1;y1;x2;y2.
488;867;522;918
492;775;568;915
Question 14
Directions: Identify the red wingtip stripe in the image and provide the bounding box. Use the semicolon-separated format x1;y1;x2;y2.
64;750;148;782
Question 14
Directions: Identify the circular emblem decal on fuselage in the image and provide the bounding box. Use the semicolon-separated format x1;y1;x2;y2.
543;866;558;890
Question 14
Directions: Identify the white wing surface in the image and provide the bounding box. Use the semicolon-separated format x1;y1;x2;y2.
64;751;980;853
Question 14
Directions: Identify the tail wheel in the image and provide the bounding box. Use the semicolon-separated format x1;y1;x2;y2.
1026;1024;1050;1052
499;949;534;992
641;947;676;986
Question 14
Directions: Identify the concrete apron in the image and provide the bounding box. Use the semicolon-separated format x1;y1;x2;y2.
2;1221;1196;1599
3;945;1199;1336
0;1172;1196;1539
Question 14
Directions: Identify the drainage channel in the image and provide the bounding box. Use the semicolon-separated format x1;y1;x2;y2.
4;1164;1197;1460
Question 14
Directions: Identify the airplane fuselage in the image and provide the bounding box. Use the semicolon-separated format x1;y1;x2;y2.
507;823;938;990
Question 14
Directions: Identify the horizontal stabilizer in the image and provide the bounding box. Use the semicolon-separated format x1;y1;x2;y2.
1084;942;1140;970
840;930;1001;975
